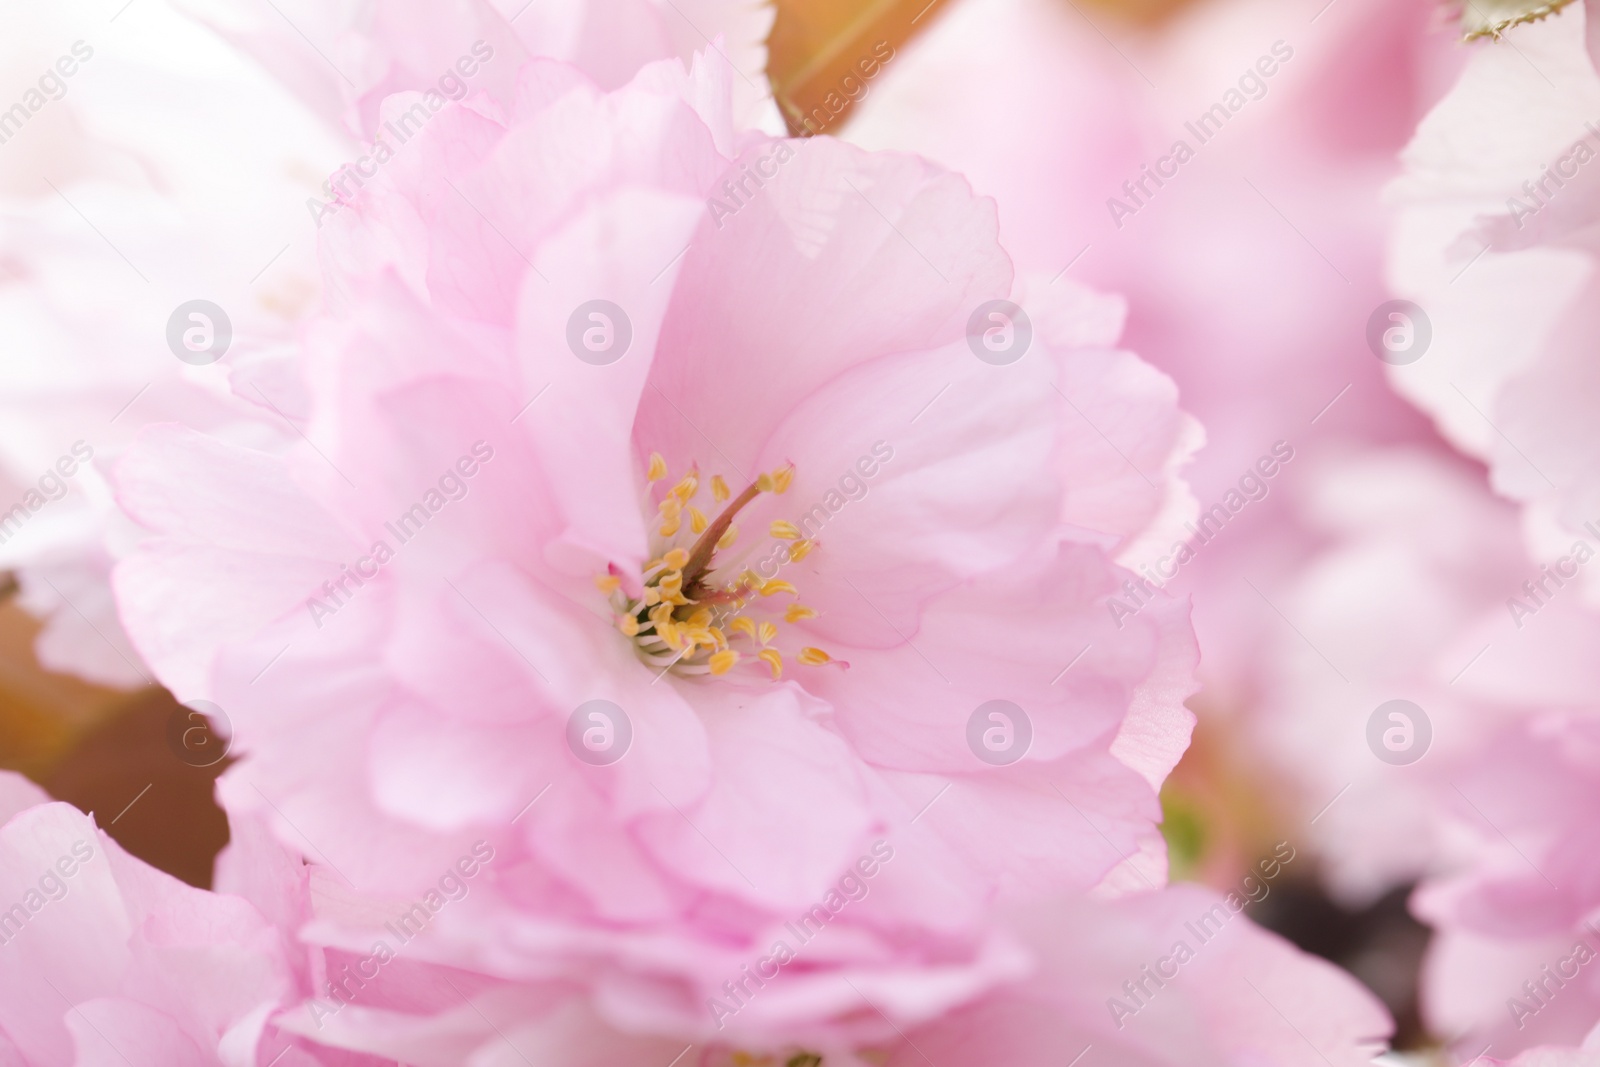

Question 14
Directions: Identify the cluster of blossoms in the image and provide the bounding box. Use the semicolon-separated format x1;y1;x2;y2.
5;0;1600;1064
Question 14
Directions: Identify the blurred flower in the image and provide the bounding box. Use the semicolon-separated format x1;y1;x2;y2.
0;1;345;688
0;772;318;1065
1388;2;1600;583
1374;13;1600;1053
1244;446;1530;901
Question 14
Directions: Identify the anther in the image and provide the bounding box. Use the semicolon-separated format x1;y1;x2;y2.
758;648;782;679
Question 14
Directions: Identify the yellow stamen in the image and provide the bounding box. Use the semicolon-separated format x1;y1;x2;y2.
784;604;818;624
758;648;782;679
658;622;684;650
622;456;823;683
658;496;682;538
594;574;621;594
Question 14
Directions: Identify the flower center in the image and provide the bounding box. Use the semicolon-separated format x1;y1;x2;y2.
594;453;838;680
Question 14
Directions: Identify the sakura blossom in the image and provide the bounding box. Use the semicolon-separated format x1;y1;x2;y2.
103;50;1221;1050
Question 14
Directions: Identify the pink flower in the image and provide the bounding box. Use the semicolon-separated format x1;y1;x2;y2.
0;773;308;1065
112;57;1199;1045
